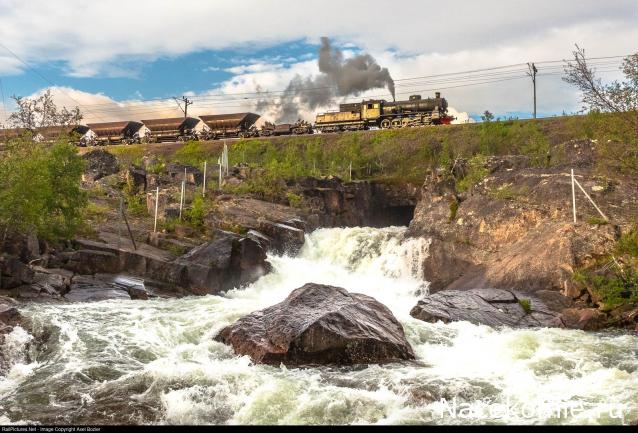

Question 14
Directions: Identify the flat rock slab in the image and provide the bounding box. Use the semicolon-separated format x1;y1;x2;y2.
64;276;132;302
410;288;564;328
215;283;415;366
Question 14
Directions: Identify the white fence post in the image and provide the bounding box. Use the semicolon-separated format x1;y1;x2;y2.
571;169;577;223
218;156;222;189
153;187;159;233
179;180;185;220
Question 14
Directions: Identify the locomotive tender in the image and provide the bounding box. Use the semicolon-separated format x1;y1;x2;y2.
315;92;453;132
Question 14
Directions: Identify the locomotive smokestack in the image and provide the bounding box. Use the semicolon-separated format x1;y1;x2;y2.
435;92;441;99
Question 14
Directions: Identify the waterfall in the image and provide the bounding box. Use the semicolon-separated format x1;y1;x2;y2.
0;227;636;425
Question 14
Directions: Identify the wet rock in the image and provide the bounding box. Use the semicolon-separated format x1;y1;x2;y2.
64;276;131;302
32;267;73;295
175;230;269;294
559;308;607;331
410;288;564;328
256;221;305;255
0;257;35;290
215;283;415;365
82;149;119;182
0;296;21;340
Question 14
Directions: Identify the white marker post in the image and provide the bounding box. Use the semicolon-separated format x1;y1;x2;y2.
218;156;222;189
349;161;352;182
153;187;159;233
571;169;577;224
179;180;185;221
202;161;207;197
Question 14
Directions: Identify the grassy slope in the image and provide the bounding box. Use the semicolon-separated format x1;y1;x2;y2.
83;112;637;186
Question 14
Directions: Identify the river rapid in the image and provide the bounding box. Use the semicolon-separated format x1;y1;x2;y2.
0;227;636;425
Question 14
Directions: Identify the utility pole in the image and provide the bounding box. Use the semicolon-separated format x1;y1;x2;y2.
527;62;538;119
174;96;193;118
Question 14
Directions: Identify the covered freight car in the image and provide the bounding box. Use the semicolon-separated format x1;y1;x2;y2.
141;117;200;143
86;121;144;145
199;113;260;139
35;125;90;144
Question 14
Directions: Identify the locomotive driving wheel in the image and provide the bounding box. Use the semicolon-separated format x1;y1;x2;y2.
379;118;391;129
391;118;402;128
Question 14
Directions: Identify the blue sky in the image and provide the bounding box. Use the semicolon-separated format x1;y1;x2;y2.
1;40;319;101
0;0;636;124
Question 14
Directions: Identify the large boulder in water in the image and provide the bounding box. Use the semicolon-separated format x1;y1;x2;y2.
410;288;564;328
215;283;415;365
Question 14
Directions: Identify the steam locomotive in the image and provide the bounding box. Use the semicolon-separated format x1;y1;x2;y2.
314;92;453;133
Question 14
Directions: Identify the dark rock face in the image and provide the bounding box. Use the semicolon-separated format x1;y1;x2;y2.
175;230;269;294
0;296;22;340
215;283;415;366
62;230;269;296
296;177;420;229
410;289;564;328
0;257;36;291
82;149;119;182
256;220;305;255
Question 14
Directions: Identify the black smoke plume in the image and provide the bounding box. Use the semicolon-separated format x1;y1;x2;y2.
259;37;395;122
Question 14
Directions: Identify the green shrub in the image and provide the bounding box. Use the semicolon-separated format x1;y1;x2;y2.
0;138;87;240
125;195;148;217
448;199;459;222
186;195;207;228
587;216;609;226
616;228;638;257
456;155;489;192
518;298;532;314
174;141;210;166
110;145;144;167
286;192;304;208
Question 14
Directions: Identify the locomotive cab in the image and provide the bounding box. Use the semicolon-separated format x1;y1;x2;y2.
362;100;382;120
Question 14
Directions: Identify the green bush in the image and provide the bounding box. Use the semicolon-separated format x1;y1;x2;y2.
286;192;304;208
0;138;87;241
174;141;210;167
518;298;532;314
456;155;489;192
186;195;207;228
448;199;459;222
110;145;144;167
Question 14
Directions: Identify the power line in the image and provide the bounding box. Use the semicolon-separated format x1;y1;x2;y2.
0;42;108;122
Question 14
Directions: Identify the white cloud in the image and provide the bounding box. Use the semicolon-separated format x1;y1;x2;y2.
0;0;636;77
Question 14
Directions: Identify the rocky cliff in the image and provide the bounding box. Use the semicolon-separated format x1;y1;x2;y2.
407;140;638;329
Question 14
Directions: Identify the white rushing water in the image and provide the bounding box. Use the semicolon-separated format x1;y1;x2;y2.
0;226;637;425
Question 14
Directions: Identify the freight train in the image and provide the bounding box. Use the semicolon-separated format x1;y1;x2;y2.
0;93;452;145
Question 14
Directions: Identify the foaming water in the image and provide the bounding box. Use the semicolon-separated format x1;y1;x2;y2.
0;227;636;425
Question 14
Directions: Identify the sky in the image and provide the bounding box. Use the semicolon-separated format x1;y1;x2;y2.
0;0;637;125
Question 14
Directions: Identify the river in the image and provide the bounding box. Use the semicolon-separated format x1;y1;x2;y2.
0;227;636;425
